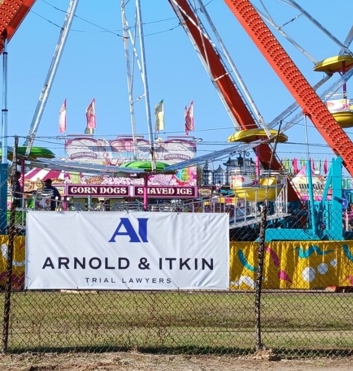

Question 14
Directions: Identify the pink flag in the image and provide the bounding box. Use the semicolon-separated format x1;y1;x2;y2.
292;158;298;174
184;100;194;135
59;99;67;133
323;159;328;174
86;99;96;129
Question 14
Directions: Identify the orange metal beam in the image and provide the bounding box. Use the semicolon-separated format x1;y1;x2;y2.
224;0;353;178
0;0;36;53
169;0;300;202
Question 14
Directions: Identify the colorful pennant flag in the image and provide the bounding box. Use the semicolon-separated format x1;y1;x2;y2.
283;158;291;172
185;100;194;135
155;100;165;131
86;99;96;131
59;99;67;133
318;159;322;174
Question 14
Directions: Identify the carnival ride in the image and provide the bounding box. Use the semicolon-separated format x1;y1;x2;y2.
229;174;283;203
1;0;353;241
227;128;287;202
166;0;353;240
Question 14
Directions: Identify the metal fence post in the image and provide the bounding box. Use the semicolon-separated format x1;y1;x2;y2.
2;136;18;353
255;202;267;351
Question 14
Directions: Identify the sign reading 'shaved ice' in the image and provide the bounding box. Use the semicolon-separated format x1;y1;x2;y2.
25;211;229;290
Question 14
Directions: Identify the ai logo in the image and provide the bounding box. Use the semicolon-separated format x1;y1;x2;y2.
108;218;148;243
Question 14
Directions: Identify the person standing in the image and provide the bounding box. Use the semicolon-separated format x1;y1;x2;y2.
43;179;61;211
12;171;22;208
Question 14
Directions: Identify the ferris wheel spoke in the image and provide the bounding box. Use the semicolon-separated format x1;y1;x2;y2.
252;3;318;64
280;0;353;55
342;25;353;53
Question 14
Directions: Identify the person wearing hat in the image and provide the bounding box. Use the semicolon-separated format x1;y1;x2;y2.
43;179;61;211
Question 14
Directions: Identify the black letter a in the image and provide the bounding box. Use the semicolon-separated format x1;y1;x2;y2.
42;257;55;269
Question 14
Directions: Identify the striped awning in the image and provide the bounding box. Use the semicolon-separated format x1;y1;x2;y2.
25;168;65;182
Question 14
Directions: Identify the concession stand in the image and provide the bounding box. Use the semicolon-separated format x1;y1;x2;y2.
24;135;200;210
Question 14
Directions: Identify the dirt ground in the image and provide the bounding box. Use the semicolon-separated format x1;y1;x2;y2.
1;351;353;371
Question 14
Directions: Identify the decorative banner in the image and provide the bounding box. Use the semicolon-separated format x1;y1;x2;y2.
132;186;197;198
86;99;96;129
67;185;129;197
291;166;330;201
66;185;198;198
64;136;197;166
185;101;194;135
58;99;67;133
155;100;165;131
25;212;229;290
24;166;198;192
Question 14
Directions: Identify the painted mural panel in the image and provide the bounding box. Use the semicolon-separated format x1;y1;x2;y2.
0;236;25;289
230;241;353;290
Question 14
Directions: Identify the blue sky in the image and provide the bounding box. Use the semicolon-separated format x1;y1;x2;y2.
3;0;353;168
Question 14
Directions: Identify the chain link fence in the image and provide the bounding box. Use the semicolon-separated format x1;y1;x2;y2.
1;179;353;359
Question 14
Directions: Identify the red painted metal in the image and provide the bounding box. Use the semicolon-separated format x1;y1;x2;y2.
0;0;36;53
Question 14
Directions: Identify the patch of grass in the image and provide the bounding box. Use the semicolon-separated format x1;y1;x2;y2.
1;290;353;354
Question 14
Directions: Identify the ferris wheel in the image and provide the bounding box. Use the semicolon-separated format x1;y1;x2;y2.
0;0;353;183
166;0;353;189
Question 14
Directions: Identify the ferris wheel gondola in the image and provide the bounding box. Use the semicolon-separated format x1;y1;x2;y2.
314;55;353;128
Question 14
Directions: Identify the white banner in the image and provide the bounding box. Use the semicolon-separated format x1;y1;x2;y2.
25;211;229;290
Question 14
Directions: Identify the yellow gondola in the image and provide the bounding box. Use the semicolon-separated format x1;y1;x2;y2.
332;111;353;128
230;175;282;202
227;129;286;201
314;55;353;74
233;185;282;202
228;128;288;143
314;56;353;128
